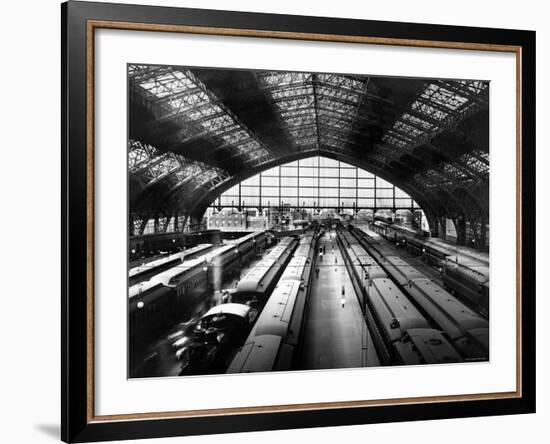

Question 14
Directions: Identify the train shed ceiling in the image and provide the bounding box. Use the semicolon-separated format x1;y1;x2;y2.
129;64;489;221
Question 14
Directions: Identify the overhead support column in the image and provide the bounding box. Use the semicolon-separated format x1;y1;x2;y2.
455;216;467;246
480;218;488;251
153;215;160;234
423;212;439;238
129;214;135;237
437;216;447;240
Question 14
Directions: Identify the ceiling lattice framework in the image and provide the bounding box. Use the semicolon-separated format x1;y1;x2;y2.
129;64;489;223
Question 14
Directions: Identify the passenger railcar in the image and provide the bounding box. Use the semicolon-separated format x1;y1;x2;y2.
252;231;267;255
405;279;489;359
179;303;254;375
210;235;259;281
129;257;211;355
358;224;490;317
129;243;213;286
232;258;278;306
337;228;462;366
226;280;306;373
350;227;489;361
428;237;489;266
371;221;489;268
129;232;267;358
393;328;463;365
442;261;490;317
231;236;299;305
129;281;177;355
265;236;299;265
226;233;318;373
129;231;185;261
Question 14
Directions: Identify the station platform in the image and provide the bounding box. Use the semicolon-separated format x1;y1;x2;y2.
297;230;380;370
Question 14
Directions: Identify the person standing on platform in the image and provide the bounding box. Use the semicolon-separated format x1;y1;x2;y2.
315;266;320;279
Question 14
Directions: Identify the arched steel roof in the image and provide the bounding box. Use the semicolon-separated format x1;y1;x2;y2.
129;64;489;222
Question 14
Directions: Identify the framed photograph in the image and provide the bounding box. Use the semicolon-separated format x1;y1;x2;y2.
62;1;536;442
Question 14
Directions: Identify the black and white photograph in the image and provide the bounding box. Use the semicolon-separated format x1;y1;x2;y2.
127;64;490;378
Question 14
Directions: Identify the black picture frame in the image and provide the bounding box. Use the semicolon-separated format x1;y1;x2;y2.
61;1;536;442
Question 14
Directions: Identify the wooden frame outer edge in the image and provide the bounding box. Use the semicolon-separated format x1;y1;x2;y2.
84;19;524;425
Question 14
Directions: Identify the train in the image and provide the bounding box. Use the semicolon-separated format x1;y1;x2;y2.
129;231;186;261
175;303;256;376
348;226;489;361
227;236;300;304
371;221;489;316
226;233;318;373
337;228;462;366
129;243;213;286
128;231;267;362
177;236;300;375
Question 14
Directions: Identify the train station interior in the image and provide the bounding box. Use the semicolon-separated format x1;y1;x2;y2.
128;65;490;378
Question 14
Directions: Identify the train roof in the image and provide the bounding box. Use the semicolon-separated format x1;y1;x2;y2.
352;258;387;280
407;279;489;335
370;278;429;331
210;243;242;262
383;255;425;285
468;328;490;350
236;258;277;293
129;254;179;278
128;243;212;277
253;280;301;338
356;226;382;240
265;241;294;260
393;224;419;235
201;303;251;320
395;328;462;364
444;261;489;282
277;236;295;244
226;335;282;373
232;232;256;243
149;255;207;286
128;280;164;299
149;242;241;286
426;238;489;265
293;243;313;258
280;257;309;282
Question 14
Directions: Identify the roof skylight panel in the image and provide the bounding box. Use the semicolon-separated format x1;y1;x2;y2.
317;97;356;115
128;141;154;170
421;83;469;111
442;163;470;180
284;113;315;127
316;73;366;92
260;71;310;89
381;134;408;148
275;95;313;111
393;121;426;138
410;101;449;121
271;85;313;100
316;85;361;104
460;152;489;174
401;113;434;130
454;80;488;96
